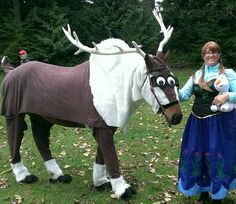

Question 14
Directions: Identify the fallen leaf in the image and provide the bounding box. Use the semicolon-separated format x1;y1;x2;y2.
0;178;8;189
13;195;23;203
63;164;71;169
110;193;117;199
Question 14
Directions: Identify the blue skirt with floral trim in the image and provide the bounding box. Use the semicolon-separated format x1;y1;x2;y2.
178;110;236;199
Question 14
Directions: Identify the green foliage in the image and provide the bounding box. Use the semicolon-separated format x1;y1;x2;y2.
164;0;236;68
26;1;71;65
0;10;30;66
0;0;235;67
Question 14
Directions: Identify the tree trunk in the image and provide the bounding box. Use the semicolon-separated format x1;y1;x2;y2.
13;0;21;24
142;0;153;19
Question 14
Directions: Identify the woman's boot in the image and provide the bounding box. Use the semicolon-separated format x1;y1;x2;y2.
197;192;210;204
211;199;222;204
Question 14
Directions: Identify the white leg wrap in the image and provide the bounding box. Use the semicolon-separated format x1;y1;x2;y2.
110;176;130;199
11;161;30;182
93;163;110;186
44;159;63;180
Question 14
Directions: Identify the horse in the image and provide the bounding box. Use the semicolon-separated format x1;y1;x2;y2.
1;6;182;199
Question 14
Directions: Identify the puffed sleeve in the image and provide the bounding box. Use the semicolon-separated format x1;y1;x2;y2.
225;69;236;103
179;76;194;102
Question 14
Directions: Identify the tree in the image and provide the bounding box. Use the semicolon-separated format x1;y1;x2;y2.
164;0;236;68
26;1;70;65
0;0;235;67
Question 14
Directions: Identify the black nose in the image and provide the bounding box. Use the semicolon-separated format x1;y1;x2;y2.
171;113;182;125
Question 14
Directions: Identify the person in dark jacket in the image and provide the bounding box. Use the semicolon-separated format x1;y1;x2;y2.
19;50;30;64
1;50;30;76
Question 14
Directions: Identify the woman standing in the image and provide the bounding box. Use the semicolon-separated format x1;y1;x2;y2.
178;41;236;203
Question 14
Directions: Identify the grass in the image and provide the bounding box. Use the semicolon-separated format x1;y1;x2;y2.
0;69;235;204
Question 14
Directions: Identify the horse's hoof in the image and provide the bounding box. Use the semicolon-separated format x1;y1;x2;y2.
58;174;72;183
50;174;72;183
95;182;112;192
21;175;39;184
121;186;136;199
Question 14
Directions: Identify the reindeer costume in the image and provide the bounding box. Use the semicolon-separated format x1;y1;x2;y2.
1;1;182;199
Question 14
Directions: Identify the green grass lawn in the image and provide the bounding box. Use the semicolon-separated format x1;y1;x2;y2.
0;69;235;204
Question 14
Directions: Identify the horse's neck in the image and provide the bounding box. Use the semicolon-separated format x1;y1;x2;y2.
89;53;146;128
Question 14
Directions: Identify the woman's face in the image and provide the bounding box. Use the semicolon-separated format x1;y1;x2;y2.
203;48;221;66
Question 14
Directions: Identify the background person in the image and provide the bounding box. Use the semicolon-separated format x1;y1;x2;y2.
19;49;30;64
177;41;236;204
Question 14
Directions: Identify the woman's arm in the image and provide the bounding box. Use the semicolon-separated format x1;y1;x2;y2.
179;76;194;102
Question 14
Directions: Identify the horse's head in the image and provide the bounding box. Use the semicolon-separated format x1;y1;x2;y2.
143;52;182;126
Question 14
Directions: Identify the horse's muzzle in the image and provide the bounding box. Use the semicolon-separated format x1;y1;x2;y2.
171;113;183;125
163;102;183;126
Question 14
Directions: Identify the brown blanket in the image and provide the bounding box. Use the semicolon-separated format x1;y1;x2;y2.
1;61;108;128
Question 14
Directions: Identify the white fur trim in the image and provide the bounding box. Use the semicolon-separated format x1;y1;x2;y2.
11;161;30;182
110;176;130;199
93;163;110;186
44;159;63;180
89;39;151;128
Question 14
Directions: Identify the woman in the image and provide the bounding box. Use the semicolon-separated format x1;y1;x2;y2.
177;41;236;203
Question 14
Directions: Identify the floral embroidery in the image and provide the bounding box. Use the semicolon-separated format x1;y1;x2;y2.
179;150;226;180
216;153;225;179
205;152;211;176
199;89;212;99
191;152;201;177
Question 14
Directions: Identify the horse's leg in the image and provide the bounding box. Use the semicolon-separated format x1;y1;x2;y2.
29;114;72;183
93;127;136;199
92;129;115;191
92;162;111;191
6;114;38;183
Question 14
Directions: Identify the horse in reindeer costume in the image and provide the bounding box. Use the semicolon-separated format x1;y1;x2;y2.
1;2;182;199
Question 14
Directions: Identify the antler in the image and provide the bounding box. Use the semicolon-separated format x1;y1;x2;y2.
62;24;146;57
152;0;174;52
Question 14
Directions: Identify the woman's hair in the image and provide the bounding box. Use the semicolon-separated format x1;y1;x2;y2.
198;41;225;91
201;41;221;58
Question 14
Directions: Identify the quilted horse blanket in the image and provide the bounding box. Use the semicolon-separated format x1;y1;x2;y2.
1;61;108;128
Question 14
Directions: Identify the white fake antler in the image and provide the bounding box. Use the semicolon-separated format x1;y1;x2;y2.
62;24;146;57
153;0;174;52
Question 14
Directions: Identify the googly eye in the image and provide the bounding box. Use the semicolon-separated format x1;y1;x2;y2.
167;76;176;86
156;76;166;87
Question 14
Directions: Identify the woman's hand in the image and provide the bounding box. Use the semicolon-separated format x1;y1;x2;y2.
212;92;229;106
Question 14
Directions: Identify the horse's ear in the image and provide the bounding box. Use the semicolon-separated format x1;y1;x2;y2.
155;51;170;62
156;51;163;58
145;54;154;72
163;51;170;62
